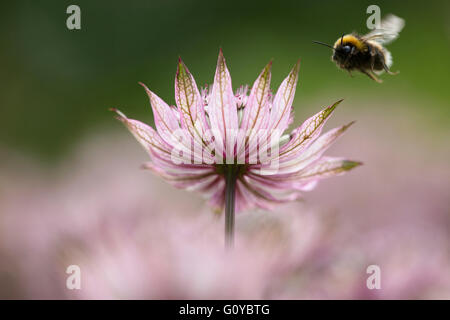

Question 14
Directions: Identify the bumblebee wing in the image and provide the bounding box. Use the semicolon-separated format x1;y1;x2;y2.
362;14;405;45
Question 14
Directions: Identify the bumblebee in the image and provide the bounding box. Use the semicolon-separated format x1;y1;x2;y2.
314;14;405;82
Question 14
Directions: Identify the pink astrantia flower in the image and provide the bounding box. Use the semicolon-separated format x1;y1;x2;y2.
113;50;360;244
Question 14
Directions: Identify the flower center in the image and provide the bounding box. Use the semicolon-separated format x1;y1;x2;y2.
215;164;248;178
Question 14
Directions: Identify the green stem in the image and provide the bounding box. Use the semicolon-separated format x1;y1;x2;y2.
225;166;237;248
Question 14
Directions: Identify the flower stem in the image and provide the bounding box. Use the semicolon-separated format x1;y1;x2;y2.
225;166;237;248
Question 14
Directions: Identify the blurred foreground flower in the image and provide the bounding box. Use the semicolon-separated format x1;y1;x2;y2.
114;50;360;245
1;112;449;299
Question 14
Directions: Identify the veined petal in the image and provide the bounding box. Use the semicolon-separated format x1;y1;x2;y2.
208;178;226;211
238;62;272;159
240;175;301;203
295;156;362;180
208;49;238;155
176;108;216;164
139;83;183;143
243;170;295;191
175;60;215;163
240;61;272;133
246;170;302;189
143;153;214;174
141;83;209;164
197;176;223;196
112;109;172;156
247;166;319;191
175;58;210;140
236;180;273;210
279;99;343;161
296;121;354;162
142;161;217;190
258;121;354;175
269;60;300;134
249;157;361;188
113;109;204;165
179;174;219;191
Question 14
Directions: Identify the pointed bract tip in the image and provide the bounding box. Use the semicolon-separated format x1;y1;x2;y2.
327;99;343;112
321;99;343;119
338;121;355;133
345;120;356;128
289;59;300;75
217;48;226;62
343;160;363;170
177;57;190;76
333;99;344;108
177;56;185;68
138;81;152;93
262;60;273;74
110;108;127;120
140;163;151;170
353;161;364;168
216;49;228;72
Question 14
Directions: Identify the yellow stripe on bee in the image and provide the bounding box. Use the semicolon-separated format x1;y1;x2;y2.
334;35;365;50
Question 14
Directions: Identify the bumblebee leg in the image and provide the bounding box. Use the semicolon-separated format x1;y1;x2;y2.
370;56;376;72
343;47;357;70
383;62;399;75
361;69;382;83
369;47;377;72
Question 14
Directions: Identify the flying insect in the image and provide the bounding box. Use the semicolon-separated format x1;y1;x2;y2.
314;14;405;82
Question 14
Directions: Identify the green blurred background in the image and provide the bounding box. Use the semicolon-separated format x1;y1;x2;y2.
1;0;449;161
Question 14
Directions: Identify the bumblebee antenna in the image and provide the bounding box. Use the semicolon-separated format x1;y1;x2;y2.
341;34;344;45
312;41;335;50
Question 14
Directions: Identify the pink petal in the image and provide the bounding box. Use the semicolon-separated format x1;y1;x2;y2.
239;175;301;208
175;58;210;142
255;156;362;184
240;61;272;133
142;161;217;191
237;62;273;160
295;156;362;180
269;60;300;135
247;156;360;193
279;99;343;162
142;83;213;163
258;121;354;175
139;83;182;145
208;49;239;160
207;178;226;211
247;169;318;192
112;109;172;157
114;109;204;165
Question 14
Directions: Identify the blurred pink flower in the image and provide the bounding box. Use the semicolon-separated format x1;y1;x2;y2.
0;136;324;299
0;109;449;299
113;50;361;214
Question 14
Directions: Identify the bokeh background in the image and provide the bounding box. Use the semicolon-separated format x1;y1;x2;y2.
0;0;449;299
